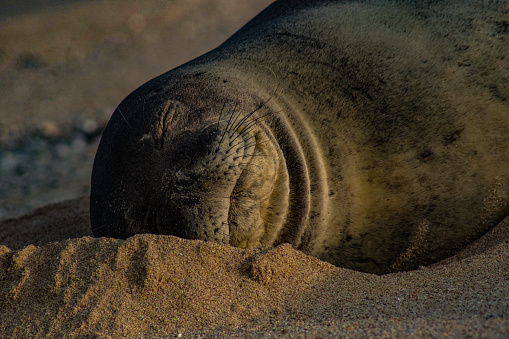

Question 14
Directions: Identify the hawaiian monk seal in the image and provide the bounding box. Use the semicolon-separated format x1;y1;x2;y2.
90;0;509;274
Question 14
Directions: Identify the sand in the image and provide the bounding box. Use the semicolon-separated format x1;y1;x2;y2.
1;197;508;338
1;0;508;337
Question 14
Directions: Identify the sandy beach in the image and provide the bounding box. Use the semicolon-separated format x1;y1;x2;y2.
1;0;508;337
1;197;508;337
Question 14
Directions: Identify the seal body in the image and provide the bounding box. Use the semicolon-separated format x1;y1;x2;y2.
91;0;509;274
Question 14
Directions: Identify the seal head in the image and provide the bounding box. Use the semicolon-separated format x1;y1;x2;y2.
91;76;313;251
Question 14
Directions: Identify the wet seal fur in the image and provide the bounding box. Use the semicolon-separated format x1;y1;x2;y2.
91;0;509;274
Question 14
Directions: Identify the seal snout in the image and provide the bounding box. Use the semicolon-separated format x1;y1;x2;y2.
155;122;251;244
155;118;288;248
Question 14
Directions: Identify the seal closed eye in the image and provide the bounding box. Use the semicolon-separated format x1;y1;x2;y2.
91;0;509;274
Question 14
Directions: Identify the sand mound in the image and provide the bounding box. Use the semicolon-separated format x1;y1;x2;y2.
1;198;508;338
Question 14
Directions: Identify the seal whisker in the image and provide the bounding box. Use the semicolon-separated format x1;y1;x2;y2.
238;114;270;138
245;153;269;158
91;223;110;232
219;101;239;145
231;140;259;156
246;145;270;157
237;163;264;175
228;114;270;147
236;165;266;178
230;95;273;133
220;101;237;143
254;62;282;100
216;101;227;132
228;118;269;151
227;98;245;136
238;163;262;169
117;107;134;129
230;105;261;133
242;112;271;130
243;140;259;149
226;135;256;154
234;153;267;161
229;122;256;145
